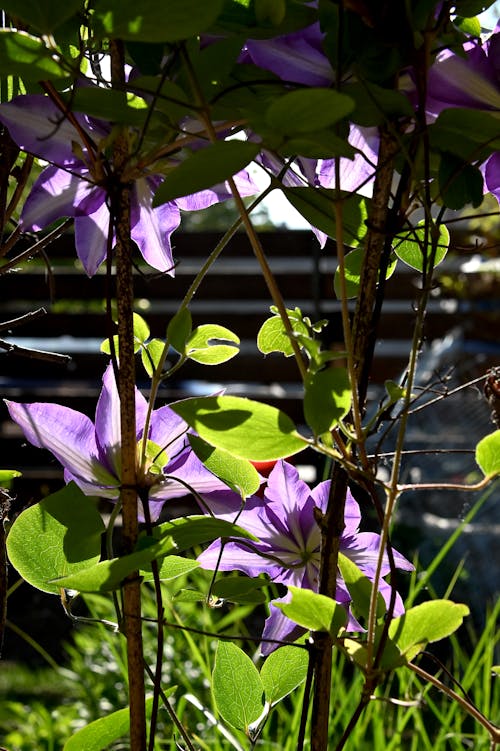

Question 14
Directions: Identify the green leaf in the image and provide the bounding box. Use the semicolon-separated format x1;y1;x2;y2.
382;600;470;667
0;469;21;485
334;245;397;298
338;553;386;623
141;338;165;377
212;575;267;604
6;483;104;595
1;0;83;33
282;188;368;247
186;324;240;364
276;586;347;636
132;312;150;343
265;88;354;135
63;696;160;751
257;313;308;357
170;395;308;461
212;641;264;731
64;87;148;126
155;515;257;551
51;535;177;592
343;82;413;126
260;645;308;705
153;141;259;206
282;131;355;159
453;15;482;36
304;367;351;436
93;0;224;41
475;430;500;477
188;434;261;497
393;221;449;272
0;30;68;80
430;109;500;160
439;152;484;209
167;308;192;353
140;554;199;583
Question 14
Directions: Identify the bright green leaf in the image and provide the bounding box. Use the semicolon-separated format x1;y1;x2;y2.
0;30;68;80
0;469;21;485
383;600;470;666
265;88;354;135
141;338;165;377
393;221;449;272
155;515;257;551
257;314;308;357
260;645;308;705
63;696;162;751
304;367;351;436
334;245;397;298
170;395;308;461
338;553;386;622
132;312;150;343
212;641;264;731
93;0;224;42
475;430;500;477
141;554;199;583
187;324;240;365
153;141;259;206
6;484;104;595
188;434;261;497
276;586;347;636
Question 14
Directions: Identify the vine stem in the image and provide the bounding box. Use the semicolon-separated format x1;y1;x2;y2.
110;39;147;751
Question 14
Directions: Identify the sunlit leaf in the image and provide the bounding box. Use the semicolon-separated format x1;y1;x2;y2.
212;641;264;731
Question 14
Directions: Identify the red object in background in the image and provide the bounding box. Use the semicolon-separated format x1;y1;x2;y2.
250;460;278;478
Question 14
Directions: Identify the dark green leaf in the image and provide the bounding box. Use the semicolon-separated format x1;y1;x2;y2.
282;188;368;246
155;515;257;551
212;575;267;604
265;88;354;135
439;152;484;209
304;367;351;436
64;87;148;126
1;0;83;33
6;483;104;595
170;395;308;461
430;109;500;161
212;641;264;731
93;0;224;41
343;82;413;126
167;308;192;353
153;141;259;205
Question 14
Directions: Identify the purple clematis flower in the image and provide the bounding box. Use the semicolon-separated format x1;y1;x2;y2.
198;460;413;655
0;95;257;276
426;22;500;201
5;363;229;520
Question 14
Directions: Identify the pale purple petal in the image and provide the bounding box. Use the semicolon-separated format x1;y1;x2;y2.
175;169;258;211
485;152;500;199
261;599;306;656
148;404;190;455
426;45;500;115
74;200;111;276
243;23;333;86
198;538;274;578
265;460;310;519
318;125;378;197
63;468;120;499
130;178;178;273
4;400;116;488
94;363;148;477
0;95;85;164
20;166;88;231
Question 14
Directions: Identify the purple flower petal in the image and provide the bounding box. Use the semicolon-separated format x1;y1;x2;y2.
130;178;178;274
20;165;87;231
485;152;500;199
5;400;115;488
74;201;111;276
243;23;333;86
